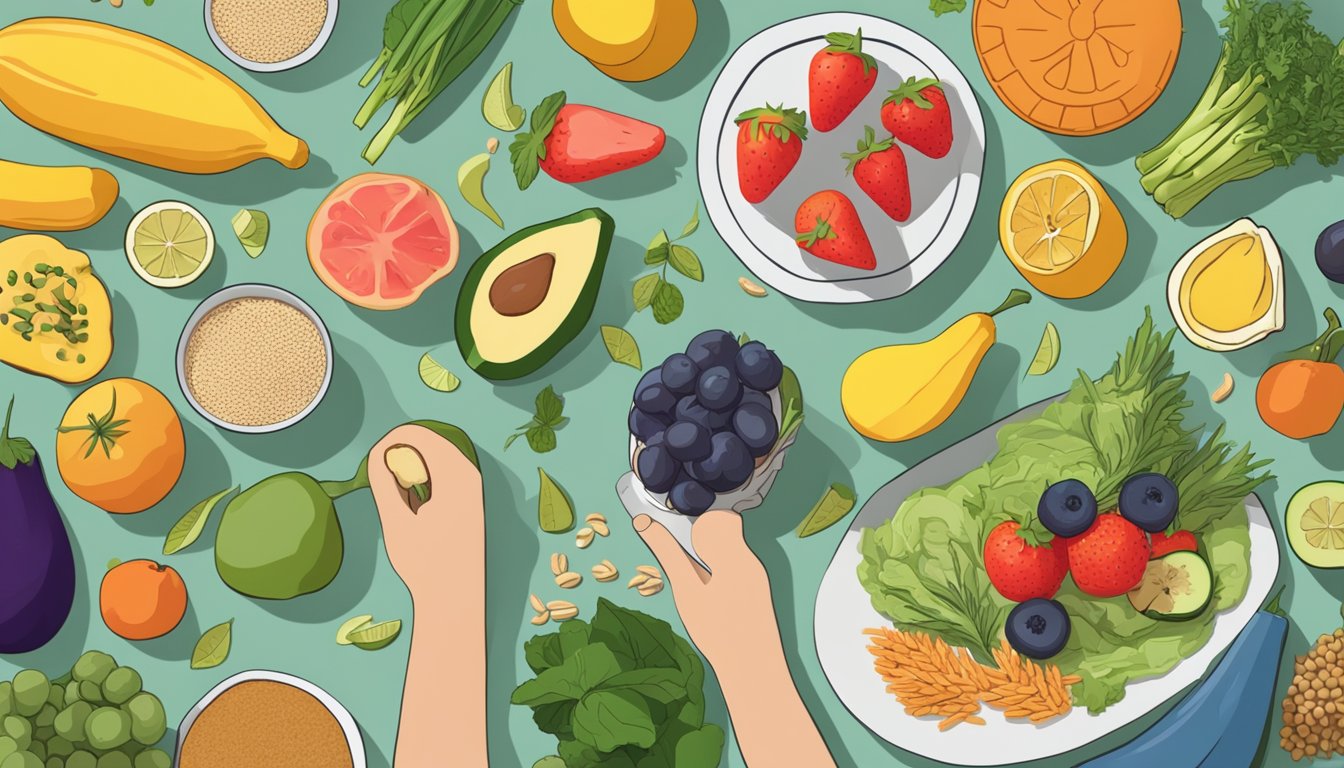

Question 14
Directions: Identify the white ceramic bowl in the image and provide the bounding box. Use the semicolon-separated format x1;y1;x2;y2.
175;670;366;767
176;283;333;434
204;0;339;73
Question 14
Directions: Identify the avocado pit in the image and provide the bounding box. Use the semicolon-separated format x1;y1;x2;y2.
489;252;555;317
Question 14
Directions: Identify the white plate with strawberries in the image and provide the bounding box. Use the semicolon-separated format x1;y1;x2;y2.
697;13;986;303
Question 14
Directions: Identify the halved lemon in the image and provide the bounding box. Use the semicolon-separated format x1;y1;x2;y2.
125;201;214;288
999;160;1127;299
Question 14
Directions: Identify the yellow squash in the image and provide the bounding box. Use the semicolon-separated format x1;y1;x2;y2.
0;234;113;383
0;158;119;231
0;18;308;174
841;290;1032;442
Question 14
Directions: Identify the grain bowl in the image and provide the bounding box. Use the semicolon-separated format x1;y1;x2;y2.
204;0;338;73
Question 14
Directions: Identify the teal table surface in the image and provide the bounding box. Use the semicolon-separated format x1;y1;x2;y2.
2;1;1344;766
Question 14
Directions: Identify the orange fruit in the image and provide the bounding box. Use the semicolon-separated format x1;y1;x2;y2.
973;0;1181;136
56;377;185;514
100;560;188;640
999;159;1127;299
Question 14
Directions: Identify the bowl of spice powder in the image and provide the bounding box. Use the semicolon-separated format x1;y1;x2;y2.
177;284;332;433
177;670;364;768
205;0;337;73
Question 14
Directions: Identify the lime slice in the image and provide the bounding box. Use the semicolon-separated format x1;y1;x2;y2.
125;201;215;288
348;619;402;651
482;62;525;132
335;614;374;646
418;353;461;392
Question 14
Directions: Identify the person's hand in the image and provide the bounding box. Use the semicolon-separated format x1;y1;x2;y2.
632;510;779;669
368;424;484;601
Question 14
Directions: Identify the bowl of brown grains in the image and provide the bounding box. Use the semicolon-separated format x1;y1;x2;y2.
204;0;338;73
177;284;333;433
176;670;365;768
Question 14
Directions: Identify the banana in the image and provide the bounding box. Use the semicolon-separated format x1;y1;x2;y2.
0;159;119;232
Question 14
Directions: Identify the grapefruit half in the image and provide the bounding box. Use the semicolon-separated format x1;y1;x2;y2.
308;173;460;310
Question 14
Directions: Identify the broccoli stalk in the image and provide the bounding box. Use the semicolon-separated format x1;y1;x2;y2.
1136;0;1344;219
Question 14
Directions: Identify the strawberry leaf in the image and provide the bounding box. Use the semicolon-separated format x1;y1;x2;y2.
734;104;809;143
884;77;942;110
795;217;838;248
841;125;897;175
509;91;567;190
822;28;878;75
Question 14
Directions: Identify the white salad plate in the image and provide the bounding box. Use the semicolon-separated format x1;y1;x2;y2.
696;12;986;304
813;396;1279;766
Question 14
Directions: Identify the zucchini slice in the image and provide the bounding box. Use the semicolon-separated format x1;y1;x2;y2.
1126;551;1213;621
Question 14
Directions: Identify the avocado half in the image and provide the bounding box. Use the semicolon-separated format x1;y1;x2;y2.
456;208;615;380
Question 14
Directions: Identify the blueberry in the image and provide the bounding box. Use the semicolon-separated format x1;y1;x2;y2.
739;387;772;412
629;408;670;442
634;381;677;416
660;353;698;395
711;432;755;488
669;479;715;516
676;396;730;431
637;445;679;494
1317;220;1344;284
664;421;712;463
733;402;779;457
1037;479;1098;538
686;456;730;492
686;330;739;370
644;431;666;449
634;368;661;402
698;366;742;412
1004;599;1071;660
1119;473;1179;533
736;341;784;391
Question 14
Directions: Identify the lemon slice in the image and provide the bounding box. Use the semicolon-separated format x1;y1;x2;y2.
348;619;402;651
999;160;1126;299
335;614;374;646
125;201;215;288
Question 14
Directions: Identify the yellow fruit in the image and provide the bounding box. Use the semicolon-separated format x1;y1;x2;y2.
0;159;119;232
999;159;1126;299
841;290;1032;443
1168;217;1283;352
0;18;308;174
553;0;658;65
592;0;698;82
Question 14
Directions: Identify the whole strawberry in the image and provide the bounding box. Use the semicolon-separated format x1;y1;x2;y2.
511;92;666;188
983;519;1069;603
881;77;954;159
1150;530;1198;559
842;126;911;222
735;104;808;204
795;190;877;270
1066;513;1151;597
809;29;878;132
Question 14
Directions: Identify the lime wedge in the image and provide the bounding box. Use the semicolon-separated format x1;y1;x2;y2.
348;619;403;651
335;614;374;646
483;62;525;132
418;353;461;392
125;201;215;288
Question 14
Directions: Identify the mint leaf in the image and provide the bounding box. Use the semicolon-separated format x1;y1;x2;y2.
535;385;564;426
652;282;684;325
668;245;703;282
633;273;661;311
929;0;966;15
527;426;557;453
678;202;700;239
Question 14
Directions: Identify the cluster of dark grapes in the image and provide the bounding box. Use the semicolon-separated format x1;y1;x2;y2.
629;330;784;516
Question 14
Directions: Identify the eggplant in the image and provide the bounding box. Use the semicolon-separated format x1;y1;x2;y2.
1078;590;1288;768
0;397;75;653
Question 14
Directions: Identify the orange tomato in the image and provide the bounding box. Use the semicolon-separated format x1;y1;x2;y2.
1256;360;1344;439
100;559;188;640
56;377;184;513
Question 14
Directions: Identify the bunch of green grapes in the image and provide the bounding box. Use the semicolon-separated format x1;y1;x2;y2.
0;651;171;768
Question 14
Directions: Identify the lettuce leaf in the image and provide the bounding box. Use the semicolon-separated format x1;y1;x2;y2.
857;311;1271;712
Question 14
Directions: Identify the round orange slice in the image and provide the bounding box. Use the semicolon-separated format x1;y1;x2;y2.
973;0;1181;136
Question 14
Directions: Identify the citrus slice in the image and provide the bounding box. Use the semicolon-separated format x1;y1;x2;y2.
999;159;1126;299
973;0;1182;135
1287;481;1344;569
347;619;402;651
125;201;214;288
335;614;374;645
482;62;525;132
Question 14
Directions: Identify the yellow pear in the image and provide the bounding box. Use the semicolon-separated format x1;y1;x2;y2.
841;290;1032;442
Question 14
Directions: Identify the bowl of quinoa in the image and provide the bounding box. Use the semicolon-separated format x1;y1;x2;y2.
204;0;338;73
177;284;333;433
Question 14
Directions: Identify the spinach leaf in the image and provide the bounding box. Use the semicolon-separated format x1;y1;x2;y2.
599;668;687;704
512;642;623;706
673;725;725;768
574;690;657;752
559;620;593;660
531;701;576;737
525;632;566;673
589;598;679;670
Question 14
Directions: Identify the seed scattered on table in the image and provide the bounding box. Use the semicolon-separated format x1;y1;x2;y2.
211;0;328;64
549;552;568;576
547;600;579;621
592;560;619;582
1212;372;1235;403
586;513;610;537
576;527;595;548
555;571;582;589
636;565;662;579
739;276;768;297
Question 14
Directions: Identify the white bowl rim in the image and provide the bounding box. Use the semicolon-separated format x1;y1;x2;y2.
175;282;334;434
203;0;340;73
174;669;366;767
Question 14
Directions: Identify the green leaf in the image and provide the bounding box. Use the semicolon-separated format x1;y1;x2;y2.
588;598;681;670
525;633;567;673
644;242;671;266
510;92;567;190
538;468;575;533
679;202;700;240
231;209;269;258
633;273;661;311
513;643;622;706
647;229;670;255
652;282;684;325
558;619;593;660
674;724;726;767
0;398;35;470
418;353;461;392
535;385;565;426
163;486;237;555
1026;322;1061;376
191;620;233;670
599;668;687;703
526;426;557;453
668;245;704;282
929;0;967;15
601;326;642;369
738;333;750;345
504;432;522;451
532;758;566;768
573;690;657;752
797;483;857;538
777;366;806;441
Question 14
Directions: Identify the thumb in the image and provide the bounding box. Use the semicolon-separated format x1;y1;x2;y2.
632;514;707;587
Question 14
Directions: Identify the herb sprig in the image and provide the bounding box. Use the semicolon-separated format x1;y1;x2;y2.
633;204;703;325
506;386;568;453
